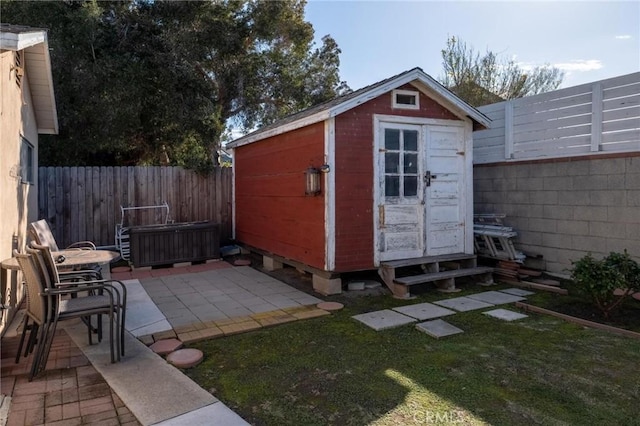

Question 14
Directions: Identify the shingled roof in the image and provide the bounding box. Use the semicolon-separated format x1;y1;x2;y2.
227;67;491;149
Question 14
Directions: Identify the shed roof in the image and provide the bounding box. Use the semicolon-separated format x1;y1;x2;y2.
0;23;58;134
227;67;491;149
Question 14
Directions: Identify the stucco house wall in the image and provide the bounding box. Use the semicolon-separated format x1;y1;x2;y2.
0;49;39;261
0;24;58;334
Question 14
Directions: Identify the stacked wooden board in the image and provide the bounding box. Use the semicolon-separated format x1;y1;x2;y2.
494;259;561;288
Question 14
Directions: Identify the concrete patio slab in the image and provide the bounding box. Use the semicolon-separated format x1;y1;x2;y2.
392;302;456;320
154;401;250;426
125;279;173;337
467;291;525;305
352;309;416;331
500;288;535;297
433;296;494;312
416;319;464;338
483;309;529;321
139;268;323;330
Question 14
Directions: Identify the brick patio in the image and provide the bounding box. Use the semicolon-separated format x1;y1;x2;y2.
1;328;140;426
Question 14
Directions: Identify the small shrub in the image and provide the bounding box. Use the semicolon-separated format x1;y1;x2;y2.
571;251;640;318
604;250;640;290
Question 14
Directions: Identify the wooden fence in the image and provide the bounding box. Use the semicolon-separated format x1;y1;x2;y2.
38;166;232;248
473;72;640;164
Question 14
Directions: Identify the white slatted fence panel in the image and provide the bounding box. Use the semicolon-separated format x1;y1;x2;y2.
474;72;640;164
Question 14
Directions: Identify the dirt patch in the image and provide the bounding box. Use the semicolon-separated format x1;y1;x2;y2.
524;280;640;332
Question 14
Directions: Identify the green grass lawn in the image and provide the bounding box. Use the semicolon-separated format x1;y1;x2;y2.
186;286;640;425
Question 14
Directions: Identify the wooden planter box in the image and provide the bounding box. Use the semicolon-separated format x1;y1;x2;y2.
129;221;220;267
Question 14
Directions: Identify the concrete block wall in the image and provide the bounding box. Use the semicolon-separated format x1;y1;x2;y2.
474;154;640;274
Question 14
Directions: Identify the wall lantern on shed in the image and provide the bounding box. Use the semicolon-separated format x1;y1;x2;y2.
305;167;321;196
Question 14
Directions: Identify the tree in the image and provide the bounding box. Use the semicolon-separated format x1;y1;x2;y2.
439;36;564;107
1;0;349;171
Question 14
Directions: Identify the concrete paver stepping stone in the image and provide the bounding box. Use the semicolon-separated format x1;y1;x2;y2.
150;338;183;355
317;301;344;311
500;288;535;297
125;279;173;337
352;309;416;331
416;319;463;338
467;291;525;305
483;308;528;321
434;296;494;312
392;302;456;320
167;348;204;369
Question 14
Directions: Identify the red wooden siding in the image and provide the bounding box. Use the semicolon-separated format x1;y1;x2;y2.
333;85;461;271
234;123;326;269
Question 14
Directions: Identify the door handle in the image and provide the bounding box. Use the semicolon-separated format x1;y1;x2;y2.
424;171;437;187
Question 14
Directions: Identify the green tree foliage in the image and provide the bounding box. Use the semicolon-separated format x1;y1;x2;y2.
440;36;564;107
1;0;349;171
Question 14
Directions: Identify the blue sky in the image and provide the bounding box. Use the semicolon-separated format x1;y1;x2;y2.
305;1;640;91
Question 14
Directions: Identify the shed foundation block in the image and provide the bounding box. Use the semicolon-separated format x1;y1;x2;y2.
263;256;283;271
312;275;342;295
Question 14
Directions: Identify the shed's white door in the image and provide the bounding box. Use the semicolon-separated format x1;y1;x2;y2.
376;121;465;261
377;123;424;261
425;125;465;255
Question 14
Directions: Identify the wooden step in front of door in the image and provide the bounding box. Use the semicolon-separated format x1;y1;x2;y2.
378;253;494;299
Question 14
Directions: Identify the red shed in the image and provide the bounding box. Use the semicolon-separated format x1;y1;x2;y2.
228;68;491;297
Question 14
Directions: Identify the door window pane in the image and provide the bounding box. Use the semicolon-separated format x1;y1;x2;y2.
404;176;417;197
404;153;417;174
385;176;399;197
404;130;418;151
385;153;399;173
385;129;400;150
383;126;420;200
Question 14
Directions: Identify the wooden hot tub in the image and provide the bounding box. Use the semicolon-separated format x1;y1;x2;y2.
128;221;220;267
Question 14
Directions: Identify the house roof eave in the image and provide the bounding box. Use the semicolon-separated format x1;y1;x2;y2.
31;38;59;134
1;24;59;135
0;25;46;51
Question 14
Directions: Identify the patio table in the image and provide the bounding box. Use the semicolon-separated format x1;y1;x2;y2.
2;249;120;273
